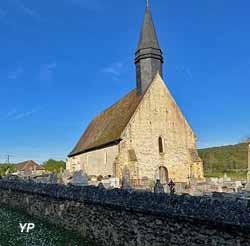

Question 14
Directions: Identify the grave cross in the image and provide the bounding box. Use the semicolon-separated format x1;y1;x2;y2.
168;179;175;194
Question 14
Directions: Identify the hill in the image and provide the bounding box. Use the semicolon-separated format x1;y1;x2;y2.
198;143;249;179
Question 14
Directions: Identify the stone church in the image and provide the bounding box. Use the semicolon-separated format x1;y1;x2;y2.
67;4;204;186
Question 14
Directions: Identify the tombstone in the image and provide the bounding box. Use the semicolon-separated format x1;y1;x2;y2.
56;168;64;184
70;170;88;186
49;172;58;184
23;168;32;177
154;179;164;193
101;179;111;189
62;170;71;185
190;175;197;187
223;173;231;182
98;182;105;189
5;168;10;176
121;166;131;189
245;182;250;191
109;177;120;188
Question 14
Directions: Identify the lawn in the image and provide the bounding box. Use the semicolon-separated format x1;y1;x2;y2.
0;207;91;246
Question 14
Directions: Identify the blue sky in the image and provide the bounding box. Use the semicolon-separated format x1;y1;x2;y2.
0;0;249;163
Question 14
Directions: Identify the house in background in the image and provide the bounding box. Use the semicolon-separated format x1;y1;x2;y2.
16;160;46;176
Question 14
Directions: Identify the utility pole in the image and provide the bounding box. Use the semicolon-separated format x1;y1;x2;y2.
5;154;13;164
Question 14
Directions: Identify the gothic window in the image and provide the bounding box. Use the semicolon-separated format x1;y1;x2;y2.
158;136;164;153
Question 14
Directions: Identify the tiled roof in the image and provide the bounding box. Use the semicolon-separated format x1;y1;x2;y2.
69;89;143;157
16;160;45;171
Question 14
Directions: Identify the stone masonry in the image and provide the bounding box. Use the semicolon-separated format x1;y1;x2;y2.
118;74;204;183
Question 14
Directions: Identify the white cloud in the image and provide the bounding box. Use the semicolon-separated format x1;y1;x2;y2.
0;107;41;121
18;4;41;20
101;62;125;80
8;0;42;21
12;107;41;120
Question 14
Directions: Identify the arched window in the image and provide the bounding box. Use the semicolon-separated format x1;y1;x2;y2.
158;137;164;153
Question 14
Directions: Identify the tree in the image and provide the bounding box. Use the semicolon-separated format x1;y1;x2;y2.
42;159;66;173
0;164;16;176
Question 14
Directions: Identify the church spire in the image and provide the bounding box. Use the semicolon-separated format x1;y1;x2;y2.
135;2;164;96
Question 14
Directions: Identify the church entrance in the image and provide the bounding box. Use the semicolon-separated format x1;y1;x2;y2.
159;166;169;184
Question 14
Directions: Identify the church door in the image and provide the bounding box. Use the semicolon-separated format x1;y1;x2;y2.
159;166;169;184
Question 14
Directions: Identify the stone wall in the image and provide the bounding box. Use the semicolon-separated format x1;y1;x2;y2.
67;144;118;177
0;180;250;245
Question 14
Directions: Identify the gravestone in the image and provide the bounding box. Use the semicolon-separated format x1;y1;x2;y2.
154;179;164;193
49;172;58;184
70;170;88;186
98;182;105;189
190;175;197;187
23;168;32;177
121;166;131;189
109;177;120;188
5;168;10;176
62;170;71;185
223;173;231;182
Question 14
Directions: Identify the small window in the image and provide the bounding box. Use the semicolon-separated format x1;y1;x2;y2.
158;137;164;153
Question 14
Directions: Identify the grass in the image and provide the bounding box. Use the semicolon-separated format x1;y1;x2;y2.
0;207;92;246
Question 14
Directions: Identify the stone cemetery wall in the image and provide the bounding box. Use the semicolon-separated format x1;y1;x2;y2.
0;180;250;245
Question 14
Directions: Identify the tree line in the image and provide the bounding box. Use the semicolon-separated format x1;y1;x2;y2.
198;142;249;178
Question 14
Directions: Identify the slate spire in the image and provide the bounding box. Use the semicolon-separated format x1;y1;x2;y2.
135;2;164;96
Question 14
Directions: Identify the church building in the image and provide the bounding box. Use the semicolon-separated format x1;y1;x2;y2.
67;3;204;186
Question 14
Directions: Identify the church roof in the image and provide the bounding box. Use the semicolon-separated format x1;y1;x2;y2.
137;4;161;51
68;88;143;157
